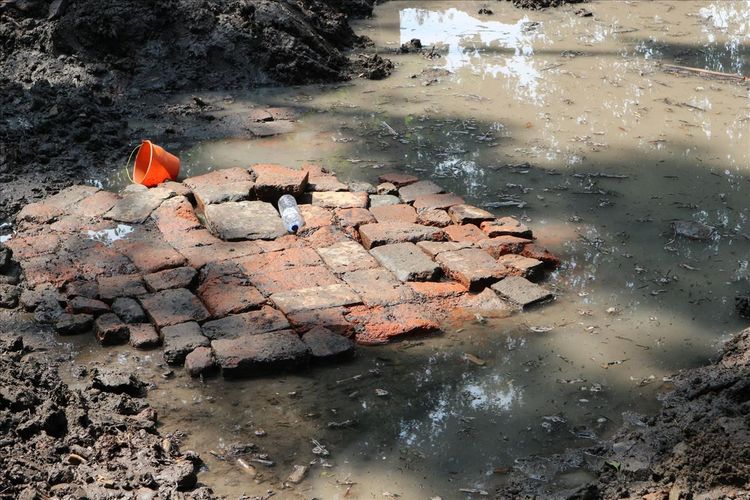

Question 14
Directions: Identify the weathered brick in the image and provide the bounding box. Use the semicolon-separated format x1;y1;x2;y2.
238;247;323;277
316;240;379;274
152;196;203;236
105;187;174;224
378;173;419;187
347;303;441;344
481;217;533;238
116;236;187;274
144;266;197;292
55;313;94;335
298;205;334;230
271;284;361;314
287;307;353;336
359;222;444;250
398;180;444;203
491;276;554;309
369;242;441;282
139;288;210;327
413;193;465;212
251;266;340;296
185;346;217;377
68;296;110;315
302;326;355;363
416;240;474;258
129;324;161;349
306;173;348;192
95;313;129;345
198;276;265;318
496;254;544;279
478;235;533;258
17;185;100;223
5;233;61;260
520;244;561;269
178;239;262;269
457;288;515;317
444;224;487;243
369;204;417;224
376;182;398;195
112;297;147;323
183;167;254;208
256;235;306;253
204;201;287;241
335;207;376;228
162;322;210;365
212;330;310;378
435;248;508;291
307;191;369;209
369;194;401;208
98;275;148;301
348;181;375;194
70;190;120;218
201;306;290;340
448;204;495;225
251;163;308;201
342;267;415;306
408;281;467;300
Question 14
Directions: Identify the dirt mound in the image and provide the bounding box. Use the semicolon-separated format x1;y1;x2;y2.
497;328;750;498
0;334;214;499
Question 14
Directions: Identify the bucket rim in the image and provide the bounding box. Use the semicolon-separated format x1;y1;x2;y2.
134;140;154;183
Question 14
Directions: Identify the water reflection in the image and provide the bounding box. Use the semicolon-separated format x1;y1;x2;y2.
85;224;134;245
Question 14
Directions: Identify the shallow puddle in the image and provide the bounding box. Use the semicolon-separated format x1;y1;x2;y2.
87;0;750;497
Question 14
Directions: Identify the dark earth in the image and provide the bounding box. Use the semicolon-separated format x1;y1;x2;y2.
3;0;749;499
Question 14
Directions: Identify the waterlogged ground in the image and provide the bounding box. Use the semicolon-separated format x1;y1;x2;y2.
67;1;750;497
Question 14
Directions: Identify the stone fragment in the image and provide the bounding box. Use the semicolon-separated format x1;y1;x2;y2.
0;284;19;308
376;182;398;195
0;244;11;272
496;254;544;279
369;242;441;282
204;201;287;241
457;288;515;317
448;204;495;225
398;180;444;203
412;193;465;211
201;306;290;340
251;266;340;296
105;187;174;224
481;217;533;238
358;222;444;250
271;284;361;314
369;204;417;224
335;207;376;228
347;303;440;344
316;240;379;274
286;465;309;485
369;194;401;208
54;313;94;335
435;248;508;291
408;281;467;299
68;296;109;315
342;267;415;306
94;313;130;345
302;326;355;363
16;185;100;223
111;297;147;323
520;244;561;268
251;164;308;201
491;276;554;308
98;275;148;301
115;236;187;274
183;168;254;208
162;322;210;365
444;224;487;243
348;181;376;194
308;191;369;209
198;277;265;318
69;190;120;218
34;294;64;323
298;205;334;229
378;173;419;187
212;330;311;377
479;235;534;258
92;369;146;397
416;240;474;258
417;209;453;227
129;324;161;349
144;267;197;292
287;307;353;336
185;346;217;377
139;289;210;327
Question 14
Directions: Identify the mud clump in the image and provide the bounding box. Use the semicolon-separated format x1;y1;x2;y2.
0;335;212;498
498;327;750;498
507;0;586;9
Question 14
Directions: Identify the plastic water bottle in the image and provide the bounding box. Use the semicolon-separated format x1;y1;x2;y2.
278;194;305;233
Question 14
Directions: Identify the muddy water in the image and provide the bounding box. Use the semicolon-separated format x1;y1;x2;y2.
77;1;750;497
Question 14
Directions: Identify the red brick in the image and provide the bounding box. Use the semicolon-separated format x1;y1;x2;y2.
17;185;100;223
416;209;452;227
183;167;254;208
251;265;340;296
139;288;210;327
178;239;262;269
238;247;322;277
211;330;310;378
480;217;533;238
358;222;444;250
201;306;290;340
444;224;487;243
478;235;533;258
204;200;286;241
144;266;198;292
163;228;221;251
271;283;361;314
185;346;217;377
303;226;352;249
435;248;508;291
251;163;308;201
491;276;554;309
256;235;306;253
335;207;376;228
316;240;379;274
448;204;495;225
298;205;334;230
398;180;444;203
152;196;202;237
369;204;417;224
496;254;544;279
378;173;419;187
5;233;61;259
129;324;161;349
347;303;441;344
412;193;465;211
408;281;467;300
520;244;561;269
98;274;148;301
302;326;355;363
287;307;353;336
416;240;474;258
342;267;415;306
308;191;369;209
95;313;129;345
70;190;120;218
116;236;187;274
198;275;265;318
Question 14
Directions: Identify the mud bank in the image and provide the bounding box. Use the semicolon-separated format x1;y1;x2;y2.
0;335;213;499
0;0;380;220
498;327;750;499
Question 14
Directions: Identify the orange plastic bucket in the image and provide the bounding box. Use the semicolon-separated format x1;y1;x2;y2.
132;140;180;187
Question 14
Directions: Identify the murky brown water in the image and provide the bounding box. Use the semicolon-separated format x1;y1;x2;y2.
74;1;750;497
